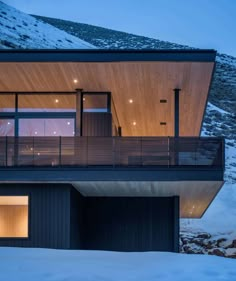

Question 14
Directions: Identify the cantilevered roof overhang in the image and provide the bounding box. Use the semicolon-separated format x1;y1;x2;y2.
0;49;216;137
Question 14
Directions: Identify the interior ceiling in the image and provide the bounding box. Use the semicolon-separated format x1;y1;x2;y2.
0;61;214;136
0;196;28;205
73;181;223;218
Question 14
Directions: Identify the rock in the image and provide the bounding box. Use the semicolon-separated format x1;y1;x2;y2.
216;238;227;247
225;248;236;258
197;233;211;239
209;249;225;257
231;240;236;248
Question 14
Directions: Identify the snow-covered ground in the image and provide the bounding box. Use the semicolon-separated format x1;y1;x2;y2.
0;1;95;49
0;248;236;281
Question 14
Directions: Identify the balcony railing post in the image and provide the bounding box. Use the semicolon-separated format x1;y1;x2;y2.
112;137;115;168
168;136;170;167
32;137;34;166
86;136;88;167
5;136;8;167
59;136;62;166
140;137;142;166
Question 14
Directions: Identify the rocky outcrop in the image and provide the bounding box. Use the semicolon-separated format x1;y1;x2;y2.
180;232;236;259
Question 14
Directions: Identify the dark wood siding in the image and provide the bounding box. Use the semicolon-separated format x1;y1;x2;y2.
69;187;84;249
0;183;71;249
82;112;112;136
0;184;179;252
82;196;179;252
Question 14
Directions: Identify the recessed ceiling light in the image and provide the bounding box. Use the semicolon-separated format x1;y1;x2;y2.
55;99;59;103
129;99;133;104
83;97;86;101
132;121;136;126
67;121;71;125
73;79;78;84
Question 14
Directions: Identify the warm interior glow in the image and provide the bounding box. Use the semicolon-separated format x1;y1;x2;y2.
132;121;136;126
0;196;28;238
128;99;133;103
73;79;78;83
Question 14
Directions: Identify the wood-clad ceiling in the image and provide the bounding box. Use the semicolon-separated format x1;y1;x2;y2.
0;61;214;136
73;180;223;218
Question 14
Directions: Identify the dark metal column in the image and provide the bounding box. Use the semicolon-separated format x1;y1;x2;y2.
173;88;181;137
173;89;181;166
75;88;83;136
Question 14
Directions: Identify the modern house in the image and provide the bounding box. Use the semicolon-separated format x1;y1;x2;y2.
0;49;224;252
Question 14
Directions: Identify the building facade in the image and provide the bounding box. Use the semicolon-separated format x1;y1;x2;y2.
0;50;224;251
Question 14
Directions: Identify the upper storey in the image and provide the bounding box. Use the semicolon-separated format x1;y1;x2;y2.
0;49;216;137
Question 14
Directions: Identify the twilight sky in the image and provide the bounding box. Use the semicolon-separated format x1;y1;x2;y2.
3;0;236;56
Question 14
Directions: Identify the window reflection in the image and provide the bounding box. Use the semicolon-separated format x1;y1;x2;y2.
0;119;15;136
83;94;108;112
18;94;76;112
0;95;15;112
19;119;74;136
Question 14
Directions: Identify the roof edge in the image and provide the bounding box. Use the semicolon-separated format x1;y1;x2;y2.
0;49;217;63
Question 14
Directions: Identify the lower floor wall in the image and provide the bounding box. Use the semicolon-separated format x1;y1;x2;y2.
0;183;179;252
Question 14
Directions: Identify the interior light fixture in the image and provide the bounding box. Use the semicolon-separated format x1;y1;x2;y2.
83;97;86;101
128;99;133;104
132;121;136;126
73;79;78;84
34;131;38;135
7;122;11;125
53;131;57;135
67;121;71;125
55;99;59;103
37;152;40;156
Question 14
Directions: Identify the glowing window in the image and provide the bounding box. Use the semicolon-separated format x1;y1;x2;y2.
0;196;28;238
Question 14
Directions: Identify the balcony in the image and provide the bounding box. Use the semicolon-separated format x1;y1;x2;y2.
0;136;224;169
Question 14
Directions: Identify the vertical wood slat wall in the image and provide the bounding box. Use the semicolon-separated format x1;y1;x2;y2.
83;197;179;252
0;183;71;249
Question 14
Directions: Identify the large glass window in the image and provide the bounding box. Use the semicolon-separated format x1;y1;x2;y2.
19;118;75;136
18;94;76;112
83;93;109;112
0;95;15;112
0;119;15;136
0;196;28;238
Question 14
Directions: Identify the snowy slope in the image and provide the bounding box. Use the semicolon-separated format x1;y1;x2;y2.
0;248;236;281
0;1;94;49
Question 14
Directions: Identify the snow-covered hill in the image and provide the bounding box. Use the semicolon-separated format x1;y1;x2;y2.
0;1;94;49
0;248;236;281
